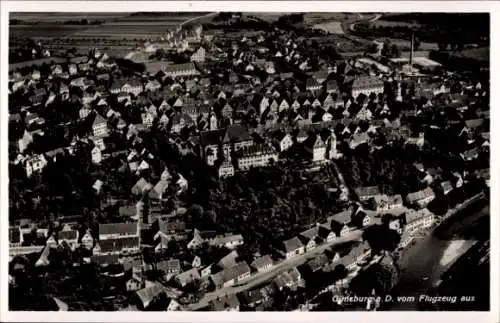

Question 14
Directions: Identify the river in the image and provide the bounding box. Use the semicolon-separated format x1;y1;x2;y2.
384;200;489;311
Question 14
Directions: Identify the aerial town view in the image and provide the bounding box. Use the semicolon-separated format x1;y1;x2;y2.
7;11;490;312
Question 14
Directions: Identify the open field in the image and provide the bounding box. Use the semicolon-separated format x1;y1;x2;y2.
10;12;130;22
313;21;344;34
10;25;87;38
370;19;421;28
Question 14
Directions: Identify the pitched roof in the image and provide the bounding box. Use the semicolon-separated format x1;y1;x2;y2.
136;283;166;309
251;255;274;269
210;293;240;311
90;254;120;265
328;208;352;225
99;222;137;236
200;129;225;146
222;124;251;143
97;237;139;253
217;250;239;269
211;262;251;286
283;236;304;252
406;187;435;203
164;62;197;74
57;229;78;241
175;268;200;286
355;186;381;198
306;253;329;272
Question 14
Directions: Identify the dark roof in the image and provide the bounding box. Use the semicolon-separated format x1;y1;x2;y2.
352;75;384;90
90;254;120;265
200;129;225;147
250;255;273;269
9;227;21;244
222;124;251;143
57;229;78;241
98;237;139;253
136;283;166;309
99;222;137;236
164;62;197;74
210;293;240;311
355;186;381;198
237;144;277;157
306;253;329;272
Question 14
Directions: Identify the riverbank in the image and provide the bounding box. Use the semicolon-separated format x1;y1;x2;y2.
385;194;489;310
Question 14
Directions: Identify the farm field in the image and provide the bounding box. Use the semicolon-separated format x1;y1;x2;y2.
370;19;421;28
10;25;88;38
313;21;344;34
10;12;130;22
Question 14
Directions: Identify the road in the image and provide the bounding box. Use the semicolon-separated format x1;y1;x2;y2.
179;12;218;28
188;229;364;310
346;13;382;32
386;199;489;311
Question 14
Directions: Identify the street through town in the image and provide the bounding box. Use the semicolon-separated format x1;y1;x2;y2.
188;229;364;310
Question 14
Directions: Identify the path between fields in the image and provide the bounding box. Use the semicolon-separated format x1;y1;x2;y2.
188;229;364;310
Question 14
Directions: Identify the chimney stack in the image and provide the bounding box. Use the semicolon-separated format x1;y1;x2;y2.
410;32;414;73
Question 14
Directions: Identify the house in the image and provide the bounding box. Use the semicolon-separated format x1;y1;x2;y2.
405;208;435;233
273;267;302;291
174;268;201;288
372;194;403;211
91;146;102;164
317;225;336;243
134;283;167;310
311;136;327;163
92;113;108;137
298;227;322;251
399;231;414;249
98;222;138;240
217;250;239;269
208;234;244;249
149;179;169;200
218;160;235;178
250;255;274;273
237;145;278;170
326;209;353;237
166;299;181;311
191;46;206;63
81;230;94;249
306;77;322;92
209;294;240;311
350;210;372;228
211;262;251;289
238;288;270;310
157;259;181;277
355;186;381;201
187;229;204;249
440;181;454;195
222;124;254;157
460;148;479;161
57;226;79;250
131;177;152;196
406;187;435;209
163;62;199;78
351;75;384;98
305;253;330;273
24;154;48;178
93;237;140;256
9;227;23;247
201;264;214;277
283;237;305;259
273;132;293;152
126;274;144;291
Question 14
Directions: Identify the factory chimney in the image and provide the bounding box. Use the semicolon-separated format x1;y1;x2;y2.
409;32;414;73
